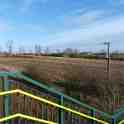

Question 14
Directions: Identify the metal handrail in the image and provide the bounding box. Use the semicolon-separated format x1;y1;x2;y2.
0;71;112;118
0;89;109;124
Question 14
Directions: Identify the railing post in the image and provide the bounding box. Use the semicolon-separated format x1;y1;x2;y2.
111;117;116;124
3;75;11;124
59;95;64;124
91;109;95;124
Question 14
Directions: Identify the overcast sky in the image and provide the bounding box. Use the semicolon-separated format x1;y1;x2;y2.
0;0;124;51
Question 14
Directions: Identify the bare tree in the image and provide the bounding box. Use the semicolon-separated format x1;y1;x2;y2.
35;44;42;55
73;48;79;54
28;48;33;54
64;48;74;55
44;47;50;55
18;46;25;54
0;45;2;54
6;40;13;55
56;49;61;53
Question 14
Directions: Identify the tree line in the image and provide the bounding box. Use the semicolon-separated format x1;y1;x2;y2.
0;40;124;60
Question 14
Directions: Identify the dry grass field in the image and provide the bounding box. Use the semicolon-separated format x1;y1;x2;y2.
0;55;124;82
0;55;124;112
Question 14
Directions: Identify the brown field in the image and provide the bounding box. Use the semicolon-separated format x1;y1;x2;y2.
0;55;124;82
0;55;124;112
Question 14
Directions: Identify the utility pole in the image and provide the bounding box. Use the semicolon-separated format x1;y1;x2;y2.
103;42;110;80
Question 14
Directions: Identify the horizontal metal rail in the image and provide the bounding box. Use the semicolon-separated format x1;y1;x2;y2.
0;89;109;124
0;113;57;124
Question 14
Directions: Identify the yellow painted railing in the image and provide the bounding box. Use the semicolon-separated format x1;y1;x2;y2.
0;113;57;124
0;89;109;124
118;120;123;124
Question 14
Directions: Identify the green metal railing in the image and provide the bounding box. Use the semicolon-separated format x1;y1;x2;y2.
0;71;124;124
0;89;109;124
